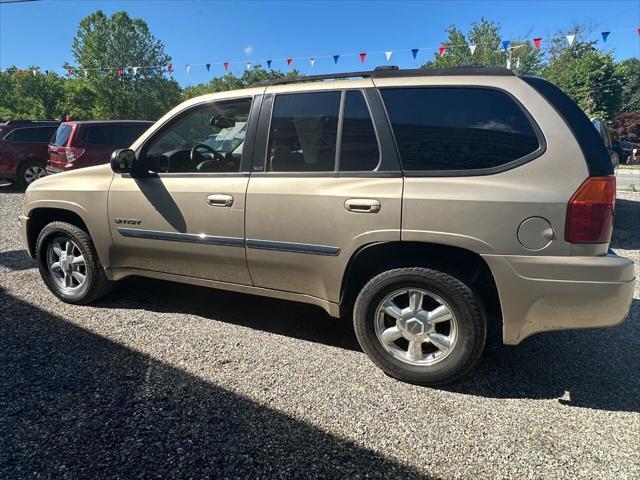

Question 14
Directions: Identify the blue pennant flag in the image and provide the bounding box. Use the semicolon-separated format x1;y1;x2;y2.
411;48;419;59
502;40;511;51
44;70;49;75
149;67;156;75
266;59;272;69
99;68;105;75
333;54;340;64
601;31;610;42
205;63;210;71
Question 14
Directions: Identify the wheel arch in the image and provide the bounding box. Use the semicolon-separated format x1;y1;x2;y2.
340;241;501;320
26;207;91;258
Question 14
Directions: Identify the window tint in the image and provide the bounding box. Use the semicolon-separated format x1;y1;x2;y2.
267;91;340;172
53;124;73;146
145;98;251;173
340;91;380;171
6;126;57;143
83;125;148;146
381;88;540;171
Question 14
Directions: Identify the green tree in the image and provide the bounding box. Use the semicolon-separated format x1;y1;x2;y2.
182;65;300;101
544;41;623;121
425;18;543;75
616;58;640;112
70;10;181;120
13;67;65;119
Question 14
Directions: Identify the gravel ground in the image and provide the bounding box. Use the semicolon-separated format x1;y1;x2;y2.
0;184;638;479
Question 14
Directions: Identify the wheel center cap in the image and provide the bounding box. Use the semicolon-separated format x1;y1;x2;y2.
60;253;73;272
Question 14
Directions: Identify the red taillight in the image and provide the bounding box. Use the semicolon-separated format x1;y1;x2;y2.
565;176;616;243
65;147;85;163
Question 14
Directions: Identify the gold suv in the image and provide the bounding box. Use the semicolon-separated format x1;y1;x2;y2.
20;67;635;385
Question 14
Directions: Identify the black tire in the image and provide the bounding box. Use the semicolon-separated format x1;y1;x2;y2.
353;267;486;385
35;221;113;304
17;159;47;189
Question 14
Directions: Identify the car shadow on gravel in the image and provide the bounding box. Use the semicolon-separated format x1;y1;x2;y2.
0;182;23;193
0;286;428;479
610;198;640;249
445;299;640;413
96;278;640;413
0;249;36;271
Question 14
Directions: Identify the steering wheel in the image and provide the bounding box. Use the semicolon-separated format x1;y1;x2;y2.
190;143;225;167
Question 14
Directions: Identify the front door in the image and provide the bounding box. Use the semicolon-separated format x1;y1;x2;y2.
245;87;403;303
108;95;258;285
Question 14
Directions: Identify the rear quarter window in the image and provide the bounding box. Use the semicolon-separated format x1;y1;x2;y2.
380;87;541;173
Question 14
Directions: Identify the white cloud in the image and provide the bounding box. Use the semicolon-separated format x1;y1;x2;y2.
244;45;254;56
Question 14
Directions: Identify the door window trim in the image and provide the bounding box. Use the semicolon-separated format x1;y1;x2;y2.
133;94;261;177
378;84;547;177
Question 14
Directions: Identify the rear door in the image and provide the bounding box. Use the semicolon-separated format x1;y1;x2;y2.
244;84;403;303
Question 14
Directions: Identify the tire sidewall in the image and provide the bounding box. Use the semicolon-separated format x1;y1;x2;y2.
36;224;95;303
354;269;485;385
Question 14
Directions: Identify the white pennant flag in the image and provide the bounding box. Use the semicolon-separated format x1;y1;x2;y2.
84;69;88;77
245;62;251;70
186;65;191;73
516;58;521;69
469;44;477;55
566;34;576;46
384;51;393;61
309;57;315;67
132;66;138;75
506;58;512;70
32;69;38;76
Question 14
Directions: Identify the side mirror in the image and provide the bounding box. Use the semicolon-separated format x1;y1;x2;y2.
110;149;136;174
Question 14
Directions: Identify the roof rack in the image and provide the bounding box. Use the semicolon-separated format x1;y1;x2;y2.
254;65;514;86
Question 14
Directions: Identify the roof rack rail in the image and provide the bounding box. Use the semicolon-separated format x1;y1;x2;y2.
253;65;514;87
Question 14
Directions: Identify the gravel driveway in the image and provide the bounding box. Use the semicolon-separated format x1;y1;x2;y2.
1;184;638;479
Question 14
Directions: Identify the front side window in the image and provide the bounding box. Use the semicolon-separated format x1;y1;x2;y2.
381;87;540;172
267;91;340;172
145;98;252;173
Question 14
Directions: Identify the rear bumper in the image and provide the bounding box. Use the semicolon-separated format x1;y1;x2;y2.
482;253;636;344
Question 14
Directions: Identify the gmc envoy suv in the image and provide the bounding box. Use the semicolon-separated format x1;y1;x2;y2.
20;66;635;385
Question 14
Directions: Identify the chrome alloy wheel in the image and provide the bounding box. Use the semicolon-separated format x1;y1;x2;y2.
374;288;458;366
46;237;87;293
24;165;46;184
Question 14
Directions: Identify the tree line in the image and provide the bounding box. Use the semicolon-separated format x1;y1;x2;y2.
0;12;638;139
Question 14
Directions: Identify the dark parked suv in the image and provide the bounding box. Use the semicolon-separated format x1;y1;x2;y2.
0;120;59;187
47;120;152;174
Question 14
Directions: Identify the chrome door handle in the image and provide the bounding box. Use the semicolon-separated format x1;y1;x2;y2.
344;198;381;213
206;194;234;207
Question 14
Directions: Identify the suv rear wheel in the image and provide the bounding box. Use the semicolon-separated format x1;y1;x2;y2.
353;267;486;385
17;160;47;188
35;221;113;304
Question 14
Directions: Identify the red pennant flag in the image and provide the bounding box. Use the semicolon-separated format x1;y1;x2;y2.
637;27;640;36
18;69;24;76
66;68;73;76
167;63;174;74
287;57;293;66
533;37;542;49
116;68;124;77
359;52;367;63
438;45;447;57
223;62;229;71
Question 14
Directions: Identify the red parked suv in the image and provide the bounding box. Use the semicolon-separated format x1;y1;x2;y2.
0;120;59;188
47;120;152;174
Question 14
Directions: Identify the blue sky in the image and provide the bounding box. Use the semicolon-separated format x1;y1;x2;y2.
1;0;638;86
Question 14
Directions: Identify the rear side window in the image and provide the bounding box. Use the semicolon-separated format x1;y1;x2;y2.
267;91;340;172
83;125;149;146
6;126;57;143
339;91;380;171
53;124;74;146
381;87;540;172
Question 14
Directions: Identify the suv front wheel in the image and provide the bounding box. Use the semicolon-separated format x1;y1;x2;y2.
353;267;486;385
36;221;113;304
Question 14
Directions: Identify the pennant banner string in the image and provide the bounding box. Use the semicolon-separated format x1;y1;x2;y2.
3;26;637;75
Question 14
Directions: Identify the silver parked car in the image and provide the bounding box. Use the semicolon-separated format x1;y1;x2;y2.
20;66;635;385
